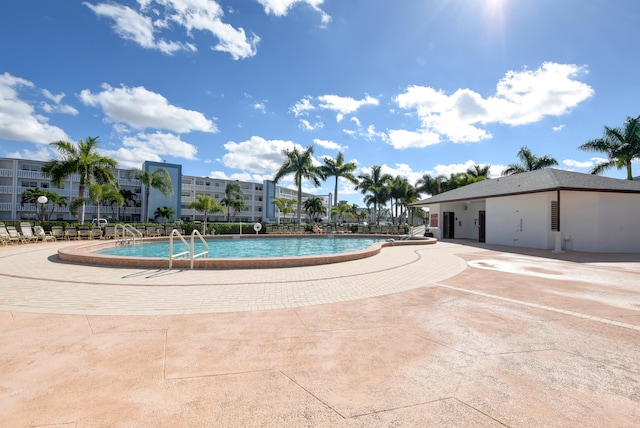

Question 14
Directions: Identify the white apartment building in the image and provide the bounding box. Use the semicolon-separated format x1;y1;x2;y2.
0;157;329;224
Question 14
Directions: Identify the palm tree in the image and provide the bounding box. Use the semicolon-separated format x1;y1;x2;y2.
356;165;392;224
273;145;323;224
154;206;175;222
229;199;246;222
118;189;136;221
502;146;558;176
389;176;411;225
82;183;123;223
579;116;640;180
20;187;67;221
45;191;68;220
303;196;326;222
331;202;354;223
466;164;491;182
129;168;173;221
43;136;117;224
221;182;244;222
320;152;359;221
271;197;297;223
189;194;223;234
415;173;445;197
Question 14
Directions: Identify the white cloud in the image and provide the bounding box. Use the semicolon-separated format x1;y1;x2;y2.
292;94;379;122
79;83;217;133
350;116;361;127
299;119;324;131
563;158;595;169
392;62;594;148
222;136;299;174
84;0;259;59
252;102;266;112
257;0;331;25
101;131;198;168
317;94;379;122
6;145;55;161
290;97;315;117
387;129;440;149
552;124;566;132
313;139;343;151
0;72;70;145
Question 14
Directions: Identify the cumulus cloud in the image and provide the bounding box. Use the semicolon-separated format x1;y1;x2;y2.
0;72;70;145
552;124;565;132
258;0;331;25
222;136;300;174
6;145;55;161
390;62;594;149
313;139;344;151
79;83;217;133
290;97;315;117
299;119;324;131
84;0;259;59
563;158;596;169
101;131;198;168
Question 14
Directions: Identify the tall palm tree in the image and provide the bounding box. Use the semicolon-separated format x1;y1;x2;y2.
271;197;297;223
579;116;640;180
320;152;359;221
502;146;558;176
415;173;445;197
221;181;244;222
189;194;223;234
303;196;326;222
118;189;136;221
331;202;354;223
129;168;173;221
273;145;323;224
43;136;117;224
389;176;411;225
82;183;123;223
356;165;392;224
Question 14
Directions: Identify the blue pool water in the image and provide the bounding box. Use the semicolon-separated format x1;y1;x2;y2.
97;236;387;258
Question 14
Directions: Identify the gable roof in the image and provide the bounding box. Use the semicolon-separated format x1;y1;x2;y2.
411;168;640;206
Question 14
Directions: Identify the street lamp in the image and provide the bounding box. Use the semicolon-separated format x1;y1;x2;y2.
37;195;48;224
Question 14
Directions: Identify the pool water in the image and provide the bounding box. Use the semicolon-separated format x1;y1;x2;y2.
97;236;388;259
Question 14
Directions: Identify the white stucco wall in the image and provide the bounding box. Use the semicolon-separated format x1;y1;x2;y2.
561;191;640;253
486;193;554;249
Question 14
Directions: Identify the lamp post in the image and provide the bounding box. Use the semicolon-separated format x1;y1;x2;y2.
37;195;48;224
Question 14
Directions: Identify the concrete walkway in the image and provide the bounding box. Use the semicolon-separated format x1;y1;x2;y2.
1;240;639;426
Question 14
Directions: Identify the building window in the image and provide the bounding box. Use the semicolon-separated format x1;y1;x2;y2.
429;213;438;228
550;201;559;231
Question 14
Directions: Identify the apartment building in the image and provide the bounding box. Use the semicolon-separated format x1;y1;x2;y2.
0;157;329;224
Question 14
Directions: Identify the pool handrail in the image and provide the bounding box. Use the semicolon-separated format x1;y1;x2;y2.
169;229;190;269
189;229;209;269
115;223;143;245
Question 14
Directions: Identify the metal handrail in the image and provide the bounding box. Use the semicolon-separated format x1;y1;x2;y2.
115;223;143;245
169;229;190;269
189;229;209;269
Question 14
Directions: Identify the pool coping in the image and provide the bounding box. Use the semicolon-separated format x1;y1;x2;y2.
57;234;436;269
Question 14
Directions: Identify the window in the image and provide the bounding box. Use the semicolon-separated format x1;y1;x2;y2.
550;201;559;231
429;213;438;228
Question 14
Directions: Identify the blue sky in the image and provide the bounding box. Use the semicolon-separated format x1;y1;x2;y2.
1;0;639;205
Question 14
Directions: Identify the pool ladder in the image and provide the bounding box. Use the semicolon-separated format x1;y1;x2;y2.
168;229;209;269
115;224;143;246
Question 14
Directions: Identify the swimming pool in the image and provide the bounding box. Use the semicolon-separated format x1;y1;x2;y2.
97;236;388;258
57;235;435;269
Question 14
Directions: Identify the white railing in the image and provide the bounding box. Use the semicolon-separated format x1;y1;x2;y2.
115;223;143;246
168;229;209;269
189;229;209;269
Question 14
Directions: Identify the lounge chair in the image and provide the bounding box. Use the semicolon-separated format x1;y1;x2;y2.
91;226;103;239
51;226;65;240
0;223;20;244
19;222;40;243
33;225;56;242
65;227;78;240
77;226;91;240
104;225;116;239
7;225;27;243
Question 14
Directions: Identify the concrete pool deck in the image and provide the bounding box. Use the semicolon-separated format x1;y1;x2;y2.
1;239;639;426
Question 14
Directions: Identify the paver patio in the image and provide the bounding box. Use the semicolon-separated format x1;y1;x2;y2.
0;240;639;426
